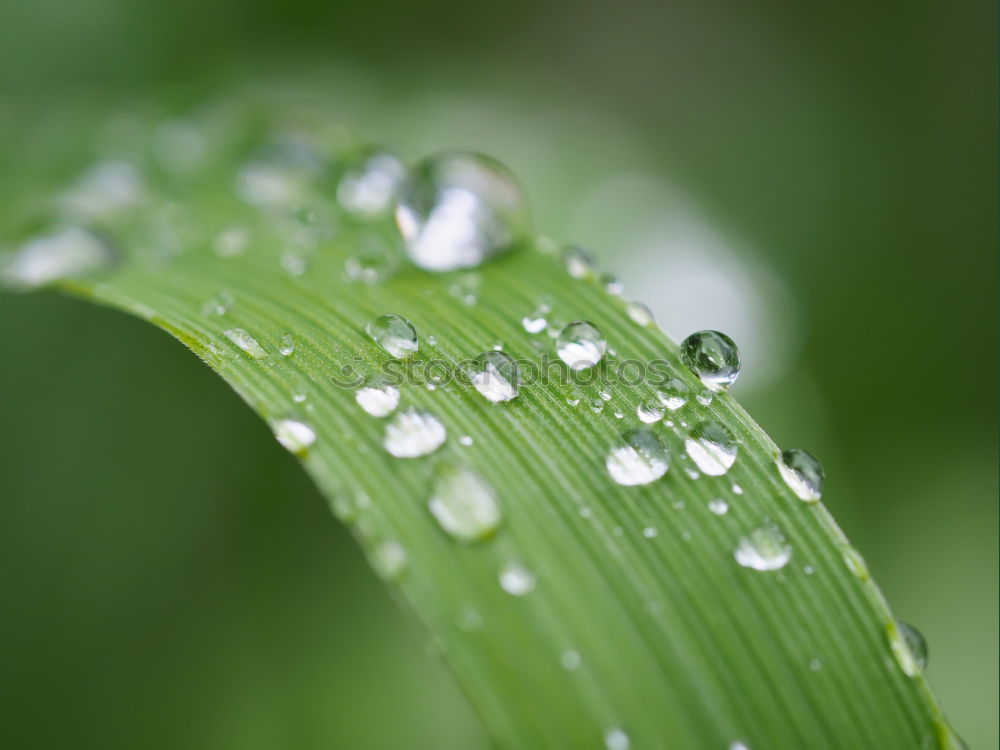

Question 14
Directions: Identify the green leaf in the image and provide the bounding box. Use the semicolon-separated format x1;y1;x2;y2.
2;100;958;749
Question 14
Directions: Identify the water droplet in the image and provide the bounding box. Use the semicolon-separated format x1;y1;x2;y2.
637;400;664;424
778;449;825;502
383;408;447;457
355;383;401;417
560;649;582;671
613;409;625;419
729;742;751;750
809;658;823;672
590;398;604;414
61;161;144;219
269;418;316;456
563;245;596;279
696;391;714;406
734;524;792;571
657;378;689;411
395;152;530;271
601;272;623;295
556;321;607;370
643;526;659;538
890;621;928;676
278;334;295;356
202;290;235;317
625;300;654;326
1;227;118;291
499;562;535;596
367;313;418;358
708;498;729;515
685;420;738;476
842;546;870;581
599;389;612;401
223;328;267;359
467;350;520;403
459;435;474;446
337;150;405;218
371;539;407;579
522;308;548;334
211;225;250;258
604;727;630;750
732;483;744;495
681;330;741;391
428;465;502;542
606;428;670;486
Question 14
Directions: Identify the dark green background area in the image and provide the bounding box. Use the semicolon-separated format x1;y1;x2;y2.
0;0;996;747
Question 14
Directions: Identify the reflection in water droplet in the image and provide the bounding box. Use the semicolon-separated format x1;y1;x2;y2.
1;227;118;291
395;152;530;271
604;727;630;750
223;328;267;359
468;350;520;403
685;420;738;476
890;621;928;676
367;313;419;358
499;562;535;596
270;418;316;456
337;150;405;219
734;524;792;571
355;383;401;417
606;428;670;486
556;321;607;370
383;408;447;457
428;465;502;542
657;378;689;411
778;449;825;502
681;330;741;391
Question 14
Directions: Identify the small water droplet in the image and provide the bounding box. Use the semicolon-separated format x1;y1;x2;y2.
599;389;612;401
395;152;530;271
708;498;729;515
732;483;744;495
643;526;659;538
601;272;623;295
841;546;870;581
625;300;654;326
681;330;741;391
556;321;606;370
383;408;447;457
729;742;751;750
337;150;405;218
280;249;310;276
657;378;689;411
590;398;605;413
212;225;250;258
778;449;825;502
579;506;593;519
522;308;548;334
890;621;928;676
61;161;144;219
355;383;401;417
467;350;520;403
270;418;316;456
345;235;401;284
606;428;670;486
637;400;664;424
734;524;792;571
561;245;595;279
1;227;118;291
223;328;267;359
367;313;419;358
613;409;624;419
499;562;535;596
604;727;630;750
560;649;582;671
685;420;738;476
372;539;408;579
459;435;474;446
696;391;714;406
278;333;295;356
809;658;823;672
456;606;484;631
428;464;502;543
202;290;235;316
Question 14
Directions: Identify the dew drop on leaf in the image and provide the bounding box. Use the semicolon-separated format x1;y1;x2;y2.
395;152;530;271
345;235;401;284
1;227;118;291
734;524;792;571
278;333;295;357
355;383;400;417
606;428;670;486
625;300;654;327
685;420;738;476
890;621;928;676
468;350;520;403
428;464;502;542
269;418;316;456
708;498;729;515
681;329;741;391
604;727;630;750
223;328;268;359
777;449;825;502
383;408;447;458
371;539;408;580
657;378;689;411
637;400;664;424
560;649;582;671
499;562;535;596
337;150;405;219
367;313;419;358
563;245;596;279
556;321;607;370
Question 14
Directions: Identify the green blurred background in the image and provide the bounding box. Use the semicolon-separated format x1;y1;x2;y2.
0;0;996;747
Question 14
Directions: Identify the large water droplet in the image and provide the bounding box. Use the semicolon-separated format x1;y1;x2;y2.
777;449;824;502
466;350;520;403
890;621;928;676
499;562;535;596
604;727;630;750
383;408;447;457
657;378;689;411
223;328;268;359
685;420;738;476
734;524;792;571
395;152;530;271
1;227;118;291
606;428;670;486
337;150;405;219
367;313;418;358
681;330;741;391
355;383;400;417
428;465;502;542
556;321;607;370
270;418;316;456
